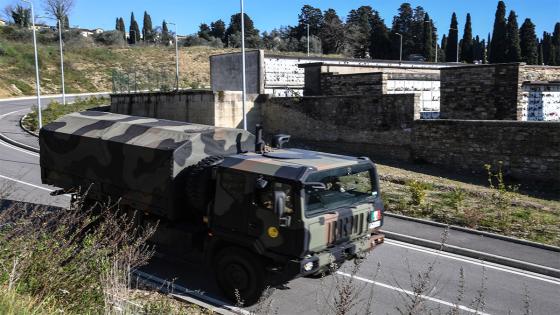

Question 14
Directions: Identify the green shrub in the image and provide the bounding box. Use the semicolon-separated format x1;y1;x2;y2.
406;180;432;206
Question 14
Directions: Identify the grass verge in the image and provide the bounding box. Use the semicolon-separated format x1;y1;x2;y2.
22;96;108;132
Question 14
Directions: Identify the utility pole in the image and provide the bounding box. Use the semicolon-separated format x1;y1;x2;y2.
450;27;459;63
40;16;66;104
395;33;403;61
21;0;42;128
240;0;247;130
168;22;180;90
306;23;310;56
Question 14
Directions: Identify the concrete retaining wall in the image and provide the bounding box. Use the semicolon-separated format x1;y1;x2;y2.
111;90;263;129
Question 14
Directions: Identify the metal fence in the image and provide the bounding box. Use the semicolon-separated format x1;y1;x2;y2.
111;69;178;94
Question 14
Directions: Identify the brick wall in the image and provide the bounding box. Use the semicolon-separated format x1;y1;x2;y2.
262;94;420;160
412;120;560;185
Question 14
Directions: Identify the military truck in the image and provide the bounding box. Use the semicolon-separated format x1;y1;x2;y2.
39;111;384;305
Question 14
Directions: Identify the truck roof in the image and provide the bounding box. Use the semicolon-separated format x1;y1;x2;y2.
221;148;369;181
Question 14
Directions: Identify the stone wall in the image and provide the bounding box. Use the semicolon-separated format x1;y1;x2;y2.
262;94;420;160
320;73;385;96
412;120;560;185
440;63;520;120
111;90;263;129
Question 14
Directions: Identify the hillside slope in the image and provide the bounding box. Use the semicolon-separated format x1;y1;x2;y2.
0;38;237;98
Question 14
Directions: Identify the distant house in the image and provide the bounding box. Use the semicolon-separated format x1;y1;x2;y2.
31;23;50;31
0;19;6;27
93;28;104;34
73;28;103;37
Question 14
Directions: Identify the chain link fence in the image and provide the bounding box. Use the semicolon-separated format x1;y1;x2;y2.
111;69;178;93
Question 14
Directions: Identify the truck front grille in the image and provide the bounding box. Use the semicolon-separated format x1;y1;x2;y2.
327;213;365;245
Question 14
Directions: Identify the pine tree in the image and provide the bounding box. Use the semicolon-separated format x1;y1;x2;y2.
489;1;507;63
552;23;560;66
142;11;154;42
369;12;391;59
423;13;434;61
210;20;226;42
446;13;459;62
441;34;447;62
129;12;140;44
225;13;259;47
297;5;323;39
319;9;345;55
460;13;473;63
505;10;521;62
198;23;211;40
519;18;538;64
346;6;375;58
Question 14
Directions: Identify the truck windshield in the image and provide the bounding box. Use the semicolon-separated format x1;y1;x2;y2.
304;163;376;216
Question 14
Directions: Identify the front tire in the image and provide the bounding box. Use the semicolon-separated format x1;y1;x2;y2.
214;247;265;306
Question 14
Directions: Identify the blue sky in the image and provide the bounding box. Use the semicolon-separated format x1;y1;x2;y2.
4;0;559;39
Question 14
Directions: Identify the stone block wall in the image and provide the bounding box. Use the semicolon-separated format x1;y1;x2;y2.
440;63;520;120
412;120;560;185
110;90;263;129
320;73;385;96
262;94;420;160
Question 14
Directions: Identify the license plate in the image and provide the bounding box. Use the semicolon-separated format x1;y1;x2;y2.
368;221;381;229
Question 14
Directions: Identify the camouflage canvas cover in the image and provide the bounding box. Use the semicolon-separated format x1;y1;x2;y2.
39;111;254;219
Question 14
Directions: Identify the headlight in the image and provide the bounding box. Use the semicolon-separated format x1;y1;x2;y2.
303;261;314;272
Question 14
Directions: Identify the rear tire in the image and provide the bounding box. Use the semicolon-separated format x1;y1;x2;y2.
214;247;265;306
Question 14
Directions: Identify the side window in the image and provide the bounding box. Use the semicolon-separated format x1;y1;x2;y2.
255;178;294;215
220;171;246;202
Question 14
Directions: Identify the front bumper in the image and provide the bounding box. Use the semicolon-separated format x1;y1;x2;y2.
281;232;385;280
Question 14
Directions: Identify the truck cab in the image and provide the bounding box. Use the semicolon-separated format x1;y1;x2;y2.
207;148;384;304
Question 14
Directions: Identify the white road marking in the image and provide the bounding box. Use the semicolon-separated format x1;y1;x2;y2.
0;139;39;157
384;239;560;285
0;174;53;192
336;271;492;315
0;108;28;119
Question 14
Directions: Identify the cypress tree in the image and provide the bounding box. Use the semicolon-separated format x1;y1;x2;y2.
552;23;560;66
129;12;140;44
162;20;170;44
505;10;521;62
487;33;492;61
460;13;473;63
423;13;434;61
489;1;507;63
320;9;346;55
482;39;488;63
537;41;544;65
542;32;556;65
441;34;447;62
445;13;458;62
142;11;154;42
519;18;538;64
115;18;119;30
368;11;391;59
472;35;481;62
118;18;126;41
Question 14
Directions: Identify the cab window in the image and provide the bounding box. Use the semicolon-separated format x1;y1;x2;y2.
255;177;294;215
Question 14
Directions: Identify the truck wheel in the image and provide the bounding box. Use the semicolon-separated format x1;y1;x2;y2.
185;155;223;215
215;247;265;306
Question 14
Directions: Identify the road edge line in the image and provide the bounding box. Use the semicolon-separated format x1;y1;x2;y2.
0;131;39;153
383;231;560;278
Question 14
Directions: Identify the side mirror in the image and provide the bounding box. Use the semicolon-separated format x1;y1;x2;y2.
274;191;286;218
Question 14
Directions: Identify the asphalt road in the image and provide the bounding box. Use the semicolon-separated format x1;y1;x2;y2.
1;95;559;315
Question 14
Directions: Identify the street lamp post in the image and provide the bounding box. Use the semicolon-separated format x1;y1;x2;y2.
306;23;310;56
167;22;180;90
21;0;42;128
240;0;247;130
40;16;66;104
395;33;403;61
450;27;459;63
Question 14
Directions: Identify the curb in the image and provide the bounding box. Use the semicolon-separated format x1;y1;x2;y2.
133;270;246;315
383;231;560;279
384;212;560;252
19;113;39;137
0;131;39;153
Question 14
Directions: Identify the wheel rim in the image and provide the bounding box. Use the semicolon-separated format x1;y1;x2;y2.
225;262;250;290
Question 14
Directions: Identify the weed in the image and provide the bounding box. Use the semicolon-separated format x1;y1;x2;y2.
443;188;465;212
406;180;432;206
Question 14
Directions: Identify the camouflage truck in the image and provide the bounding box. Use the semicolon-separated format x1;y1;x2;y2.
39;111;385;305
